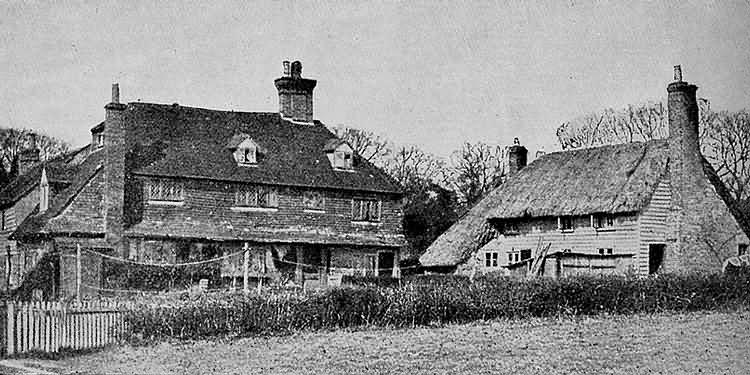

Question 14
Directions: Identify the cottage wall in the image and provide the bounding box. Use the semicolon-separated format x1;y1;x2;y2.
637;176;671;274
0;188;40;289
136;177;403;240
460;213;640;275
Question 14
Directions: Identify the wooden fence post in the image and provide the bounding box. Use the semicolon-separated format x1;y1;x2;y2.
6;301;14;356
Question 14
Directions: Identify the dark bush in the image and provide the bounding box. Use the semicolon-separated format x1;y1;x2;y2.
122;270;750;342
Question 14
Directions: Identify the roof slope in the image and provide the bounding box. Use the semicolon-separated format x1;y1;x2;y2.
420;140;669;267
126;103;401;194
0;146;91;208
11;150;105;239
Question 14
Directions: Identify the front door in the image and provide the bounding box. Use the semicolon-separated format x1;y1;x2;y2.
377;251;394;277
649;244;665;274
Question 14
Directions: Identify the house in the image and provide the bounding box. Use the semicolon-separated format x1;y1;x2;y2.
420;66;750;277
0;60;405;298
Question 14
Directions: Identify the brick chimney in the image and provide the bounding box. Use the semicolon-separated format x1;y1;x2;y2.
507;138;528;175
274;61;317;122
103;83;128;254
18;133;40;176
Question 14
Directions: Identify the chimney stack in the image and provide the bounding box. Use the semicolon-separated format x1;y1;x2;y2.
18;133;40;176
103;83;128;254
274;60;317;122
507;137;528;176
667;65;701;186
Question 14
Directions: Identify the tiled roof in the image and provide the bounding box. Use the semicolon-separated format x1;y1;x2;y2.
126;103;401;194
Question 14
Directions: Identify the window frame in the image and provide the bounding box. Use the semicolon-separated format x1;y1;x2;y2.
592;213;615;231
351;198;381;223
558;216;574;232
484;251;499;268
1;210;5;231
302;190;326;212
233;185;279;210
739;244;748;257
146;179;185;204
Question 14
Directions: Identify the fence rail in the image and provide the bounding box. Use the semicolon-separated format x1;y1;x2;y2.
4;301;127;356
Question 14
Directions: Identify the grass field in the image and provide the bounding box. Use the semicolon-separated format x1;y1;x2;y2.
29;310;750;375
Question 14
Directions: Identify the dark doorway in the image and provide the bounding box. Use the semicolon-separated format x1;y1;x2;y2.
377;251;395;277
649;244;665;274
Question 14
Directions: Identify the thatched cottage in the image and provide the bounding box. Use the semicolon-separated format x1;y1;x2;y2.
0;61;405;298
420;67;750;277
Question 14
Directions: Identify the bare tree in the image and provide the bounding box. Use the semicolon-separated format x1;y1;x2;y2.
448;142;506;207
701;110;750;205
329;126;391;164
384;145;448;192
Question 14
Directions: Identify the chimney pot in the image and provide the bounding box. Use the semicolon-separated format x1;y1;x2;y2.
673;65;682;82
291;61;302;78
283;61;291;76
112;83;120;104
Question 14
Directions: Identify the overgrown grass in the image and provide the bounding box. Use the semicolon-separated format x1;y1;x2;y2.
122;269;750;342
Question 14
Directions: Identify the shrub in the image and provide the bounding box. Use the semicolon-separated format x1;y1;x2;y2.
122;270;750;342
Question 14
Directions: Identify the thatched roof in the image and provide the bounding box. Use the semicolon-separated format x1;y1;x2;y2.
420;140;669;268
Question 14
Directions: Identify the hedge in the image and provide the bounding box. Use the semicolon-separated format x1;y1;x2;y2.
122;269;750;342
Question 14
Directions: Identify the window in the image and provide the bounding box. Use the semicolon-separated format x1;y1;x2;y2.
95;134;104;148
352;199;381;222
740;244;748;256
593;214;615;230
234;186;278;208
365;254;377;276
558;216;574;232
485;252;499;267
1;211;5;231
303;191;325;211
334;150;353;169
598;248;614;255
147;179;184;202
234;146;257;165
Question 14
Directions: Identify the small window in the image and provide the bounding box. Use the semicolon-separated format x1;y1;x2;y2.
95;134;105;148
740;244;748;257
147;179;184;202
352;199;381;222
234;146;257;165
558;216;574;232
484;252;499;268
1;211;5;231
235;186;278;208
334;150;353;169
303;191;325;211
593;214;615;230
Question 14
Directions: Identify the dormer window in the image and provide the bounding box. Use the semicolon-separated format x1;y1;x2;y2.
324;139;354;170
95;134;105;149
226;134;261;167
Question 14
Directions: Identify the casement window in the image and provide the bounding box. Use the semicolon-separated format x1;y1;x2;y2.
485;252;499;267
352;199;381;222
558;216;574;232
365;254;377;276
508;249;532;264
147;179;184;202
592;214;615;230
740;244;748;256
234;186;278;209
598;248;614;255
95;134;105;149
234;145;257;165
303;191;325;211
333;150;353;169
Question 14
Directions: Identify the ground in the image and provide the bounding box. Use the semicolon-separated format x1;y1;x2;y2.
13;310;750;375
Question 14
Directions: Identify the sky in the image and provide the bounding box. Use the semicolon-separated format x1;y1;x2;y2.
1;0;749;159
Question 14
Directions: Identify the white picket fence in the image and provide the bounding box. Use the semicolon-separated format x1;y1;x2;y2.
4;301;127;355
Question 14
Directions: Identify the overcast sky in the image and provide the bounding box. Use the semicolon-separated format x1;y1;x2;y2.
1;0;749;158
